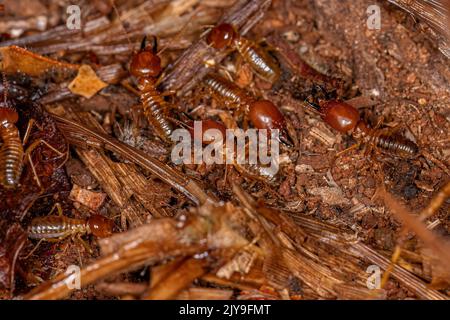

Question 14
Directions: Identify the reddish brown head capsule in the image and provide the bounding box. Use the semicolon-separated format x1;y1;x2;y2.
249;100;285;131
320;100;360;133
207;23;237;49
130;50;162;78
188;119;227;144
88;214;114;238
0;107;19;124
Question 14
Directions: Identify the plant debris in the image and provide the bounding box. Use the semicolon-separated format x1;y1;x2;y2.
0;0;449;300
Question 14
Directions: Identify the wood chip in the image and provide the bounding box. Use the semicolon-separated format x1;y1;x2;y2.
69;184;106;211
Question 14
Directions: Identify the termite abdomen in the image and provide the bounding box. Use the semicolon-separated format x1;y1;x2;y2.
0;96;23;189
28;216;87;239
372;134;419;159
207;23;281;84
138;78;174;141
234;37;281;84
203;73;251;108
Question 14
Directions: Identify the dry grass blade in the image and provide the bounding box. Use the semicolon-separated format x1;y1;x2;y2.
292;215;449;300
50;113;211;205
388;0;450;58
144;257;208;299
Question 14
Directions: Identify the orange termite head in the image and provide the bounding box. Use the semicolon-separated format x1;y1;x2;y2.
129;36;162;78
207;23;237;49
88;214;114;238
319;100;360;134
249;100;286;131
187;119;227;145
0;107;18;124
249;100;292;146
0;73;18;124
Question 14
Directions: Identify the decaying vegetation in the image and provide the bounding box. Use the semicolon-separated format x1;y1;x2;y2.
0;0;449;300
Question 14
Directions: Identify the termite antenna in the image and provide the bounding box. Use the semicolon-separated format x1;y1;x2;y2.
304;99;321;112
312;83;333;100
151;35;158;54
140;35;147;51
1;72;9;108
140;35;158;53
109;0;134;51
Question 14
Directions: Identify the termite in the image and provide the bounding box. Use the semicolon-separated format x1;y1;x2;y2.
129;37;174;143
203;73;291;145
203;73;252;109
308;99;419;159
217;111;280;184
0;73;66;189
27;203;114;256
206;23;281;84
0;94;22;189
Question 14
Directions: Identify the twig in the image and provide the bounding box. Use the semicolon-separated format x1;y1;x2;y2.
144;257;208;299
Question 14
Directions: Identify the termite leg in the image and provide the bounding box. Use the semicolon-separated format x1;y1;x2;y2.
25;138;65;159
24;138;67;189
334;142;361;160
26;153;43;189
75;234;93;254
22;119;42;145
23;119;66;160
47;202;64;216
159;90;178;98
25;138;69;169
23;238;45;259
121;79;140;96
25;233;70;259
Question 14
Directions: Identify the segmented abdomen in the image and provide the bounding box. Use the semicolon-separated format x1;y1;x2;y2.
204;74;251;108
0;123;23;189
140;83;173;142
28;216;87;239
373;134;419;159
235;37;280;84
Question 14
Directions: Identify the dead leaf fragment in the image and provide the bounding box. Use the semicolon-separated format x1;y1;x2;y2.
68;65;108;99
69;184;106;211
0;45;78;76
308;186;350;206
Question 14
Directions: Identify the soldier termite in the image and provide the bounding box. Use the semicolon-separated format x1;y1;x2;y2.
206;23;281;84
129;37;174;143
203;73;291;146
307;99;419;159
